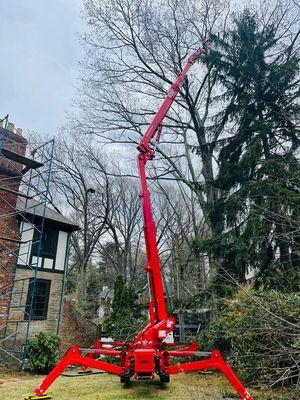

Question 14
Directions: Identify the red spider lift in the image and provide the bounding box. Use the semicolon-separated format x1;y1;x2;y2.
24;41;253;400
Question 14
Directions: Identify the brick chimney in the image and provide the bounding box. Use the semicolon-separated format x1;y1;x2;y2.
0;121;28;320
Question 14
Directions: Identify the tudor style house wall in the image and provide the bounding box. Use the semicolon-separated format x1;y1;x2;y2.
5;204;79;341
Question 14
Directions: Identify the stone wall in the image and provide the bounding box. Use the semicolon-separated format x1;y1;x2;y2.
59;296;100;353
5;268;64;349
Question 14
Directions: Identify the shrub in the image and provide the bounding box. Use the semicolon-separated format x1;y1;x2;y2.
26;332;60;373
200;288;300;386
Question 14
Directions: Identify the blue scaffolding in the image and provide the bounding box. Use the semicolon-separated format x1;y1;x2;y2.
0;118;57;367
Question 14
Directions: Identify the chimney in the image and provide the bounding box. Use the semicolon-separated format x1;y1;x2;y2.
0;122;28;177
0;120;28;320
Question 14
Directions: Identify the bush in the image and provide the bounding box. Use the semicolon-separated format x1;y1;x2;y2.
26;332;60;373
200;288;300;386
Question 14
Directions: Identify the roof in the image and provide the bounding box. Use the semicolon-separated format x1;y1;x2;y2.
16;196;80;231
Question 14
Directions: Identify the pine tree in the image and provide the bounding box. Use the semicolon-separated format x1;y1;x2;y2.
103;274;144;339
205;11;300;293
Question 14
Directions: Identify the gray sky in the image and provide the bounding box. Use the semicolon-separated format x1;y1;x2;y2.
0;0;84;136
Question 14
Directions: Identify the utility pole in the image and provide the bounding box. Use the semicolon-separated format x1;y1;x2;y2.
174;234;180;301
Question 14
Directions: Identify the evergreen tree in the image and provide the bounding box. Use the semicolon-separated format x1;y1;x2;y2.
111;274;138;316
203;11;300;293
83;266;102;318
103;274;144;339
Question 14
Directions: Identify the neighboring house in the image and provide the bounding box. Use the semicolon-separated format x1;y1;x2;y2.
0;120;78;359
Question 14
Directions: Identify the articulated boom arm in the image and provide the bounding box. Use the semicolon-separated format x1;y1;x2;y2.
137;41;210;156
136;41;209;339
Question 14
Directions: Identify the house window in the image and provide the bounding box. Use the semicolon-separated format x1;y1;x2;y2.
25;279;51;320
31;225;58;259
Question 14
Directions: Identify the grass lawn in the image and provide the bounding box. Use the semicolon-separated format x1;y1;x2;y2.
0;371;297;400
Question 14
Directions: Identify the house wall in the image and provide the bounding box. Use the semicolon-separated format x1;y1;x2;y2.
17;225;68;272
5;225;70;347
5;269;64;348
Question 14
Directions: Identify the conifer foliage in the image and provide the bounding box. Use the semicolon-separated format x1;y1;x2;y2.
103;275;144;339
206;11;300;292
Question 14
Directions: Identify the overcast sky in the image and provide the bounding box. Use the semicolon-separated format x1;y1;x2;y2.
0;0;84;136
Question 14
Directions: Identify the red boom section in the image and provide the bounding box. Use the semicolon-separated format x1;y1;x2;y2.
25;42;254;400
137;41;210;154
135;40;210;343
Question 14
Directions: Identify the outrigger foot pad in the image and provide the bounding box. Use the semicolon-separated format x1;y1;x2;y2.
23;393;52;400
78;369;93;374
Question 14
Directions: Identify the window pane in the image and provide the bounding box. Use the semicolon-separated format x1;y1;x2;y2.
31;225;58;260
25;279;51;320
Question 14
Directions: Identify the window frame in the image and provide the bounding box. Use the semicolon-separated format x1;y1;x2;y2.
31;224;59;261
24;278;51;320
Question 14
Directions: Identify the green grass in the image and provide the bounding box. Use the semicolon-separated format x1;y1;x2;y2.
0;372;298;400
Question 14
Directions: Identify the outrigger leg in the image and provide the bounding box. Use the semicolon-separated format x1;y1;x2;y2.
24;345;123;399
167;350;252;400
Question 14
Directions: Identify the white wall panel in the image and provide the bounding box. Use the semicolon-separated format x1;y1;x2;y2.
31;256;42;268
44;258;54;269
55;231;68;271
17;222;34;265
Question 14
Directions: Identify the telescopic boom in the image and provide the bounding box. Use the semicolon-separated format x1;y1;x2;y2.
137;40;210;328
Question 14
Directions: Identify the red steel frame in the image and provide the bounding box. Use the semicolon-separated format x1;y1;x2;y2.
26;42;253;400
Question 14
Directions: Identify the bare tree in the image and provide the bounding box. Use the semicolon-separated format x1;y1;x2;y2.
74;0;299;267
152;180;210;303
77;0;228;216
52;137;111;277
95;170;145;286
